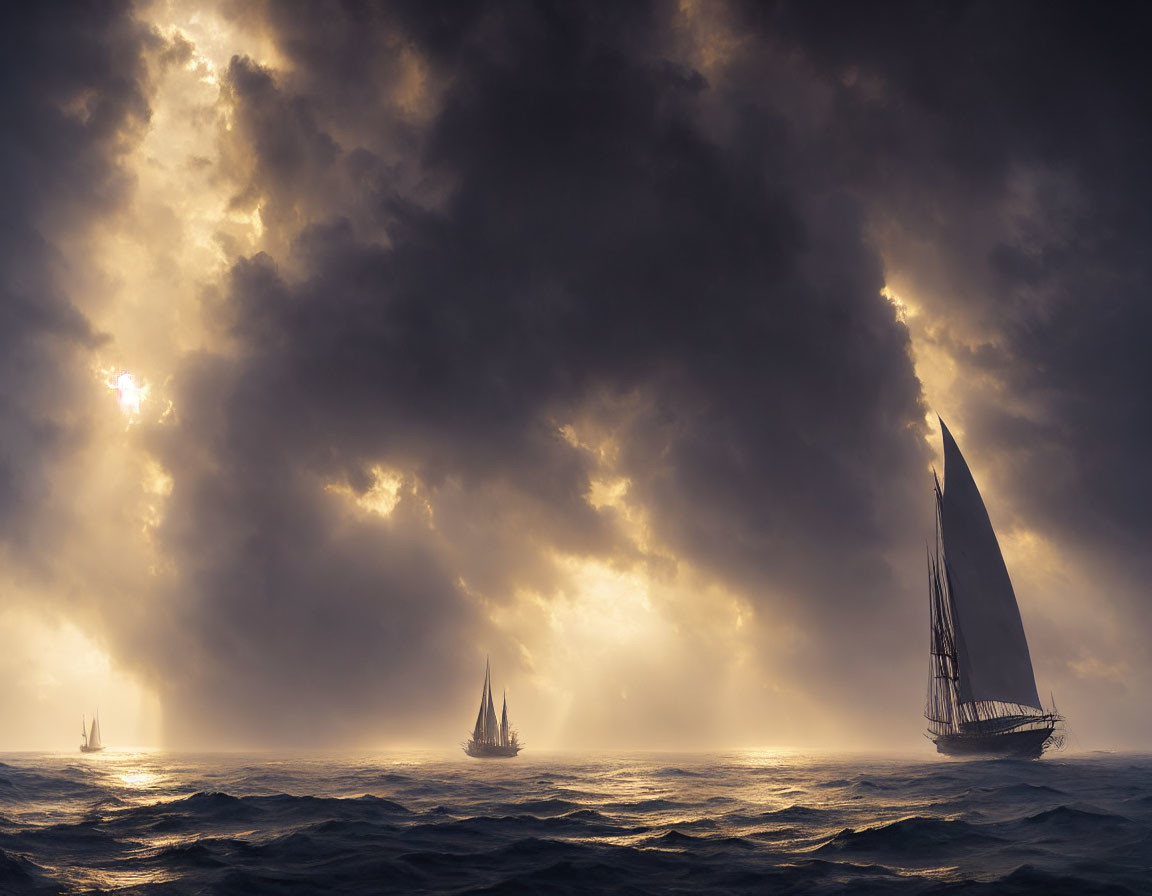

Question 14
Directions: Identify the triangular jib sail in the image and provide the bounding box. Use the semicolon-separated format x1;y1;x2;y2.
937;419;1041;710
89;716;102;750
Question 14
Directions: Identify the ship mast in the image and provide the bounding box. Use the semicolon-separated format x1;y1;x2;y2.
926;470;960;735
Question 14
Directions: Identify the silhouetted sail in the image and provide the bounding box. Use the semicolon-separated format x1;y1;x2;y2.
472;700;486;742
464;659;521;758
80;712;105;753
938;420;1040;709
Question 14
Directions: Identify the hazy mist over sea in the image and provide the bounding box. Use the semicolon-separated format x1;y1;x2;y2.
2;750;1150;894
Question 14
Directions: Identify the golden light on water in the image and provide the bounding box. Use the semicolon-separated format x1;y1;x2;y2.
119;770;160;788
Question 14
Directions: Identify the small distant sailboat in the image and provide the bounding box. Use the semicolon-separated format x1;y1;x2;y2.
464;659;521;758
80;713;104;754
926;419;1063;759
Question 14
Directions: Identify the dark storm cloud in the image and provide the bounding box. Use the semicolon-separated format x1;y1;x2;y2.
0;4;150;545
15;0;1149;748
727;1;1152;720
137;0;938;744
762;0;1152;550
7;0;1147;748
147;350;484;745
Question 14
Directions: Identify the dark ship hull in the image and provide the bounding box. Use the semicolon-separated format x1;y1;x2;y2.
79;745;104;754
464;740;521;759
934;725;1055;759
930;714;1055;755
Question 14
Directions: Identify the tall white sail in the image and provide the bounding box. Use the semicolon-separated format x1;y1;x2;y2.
89;716;102;750
475;661;492;741
484;677;499;742
938;420;1041;709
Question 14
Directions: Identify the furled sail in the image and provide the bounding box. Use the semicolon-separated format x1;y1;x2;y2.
938;420;1041;709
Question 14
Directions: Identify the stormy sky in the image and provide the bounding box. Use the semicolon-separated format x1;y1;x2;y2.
2;0;1149;751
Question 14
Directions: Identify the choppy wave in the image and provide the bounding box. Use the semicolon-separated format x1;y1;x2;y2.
0;751;1149;894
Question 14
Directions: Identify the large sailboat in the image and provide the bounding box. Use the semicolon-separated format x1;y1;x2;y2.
80;713;104;754
464;659;521;758
926;420;1063;759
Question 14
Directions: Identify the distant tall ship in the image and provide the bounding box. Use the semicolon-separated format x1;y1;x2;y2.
80;713;104;754
464;659;521;758
926;419;1063;759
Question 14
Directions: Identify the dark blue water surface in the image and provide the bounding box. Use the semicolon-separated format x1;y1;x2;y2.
1;750;1149;894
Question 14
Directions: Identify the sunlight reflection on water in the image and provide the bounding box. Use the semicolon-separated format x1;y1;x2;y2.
1;750;1149;894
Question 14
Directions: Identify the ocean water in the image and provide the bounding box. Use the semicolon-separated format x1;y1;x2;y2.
1;750;1149;895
